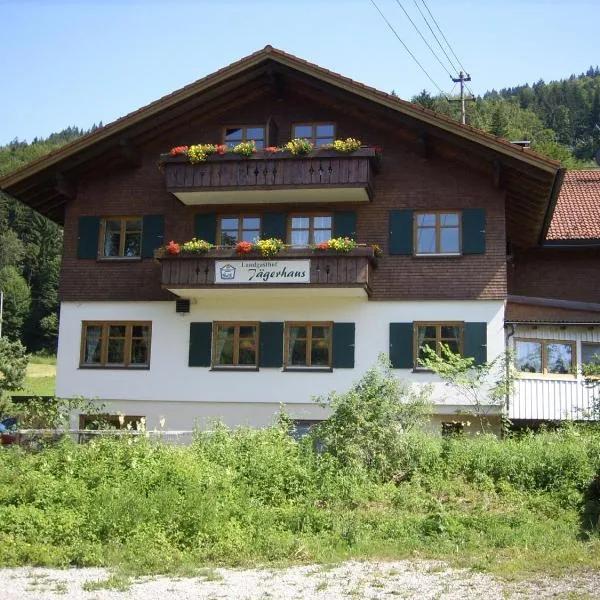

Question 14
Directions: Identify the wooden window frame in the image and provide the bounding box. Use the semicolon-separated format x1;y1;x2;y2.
98;217;143;259
80;321;151;369
414;210;461;256
288;213;333;246
284;321;332;369
212;321;259;369
292;122;336;147
217;215;262;246
514;337;576;377
413;321;464;368
223;125;266;148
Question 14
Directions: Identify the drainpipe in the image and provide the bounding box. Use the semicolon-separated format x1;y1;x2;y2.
504;323;516;435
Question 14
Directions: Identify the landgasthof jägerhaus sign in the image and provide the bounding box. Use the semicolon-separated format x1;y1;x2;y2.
215;260;311;284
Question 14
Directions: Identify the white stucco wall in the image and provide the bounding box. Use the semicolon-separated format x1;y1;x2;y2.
57;295;505;428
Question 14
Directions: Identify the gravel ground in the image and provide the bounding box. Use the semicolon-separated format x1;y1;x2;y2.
2;560;600;599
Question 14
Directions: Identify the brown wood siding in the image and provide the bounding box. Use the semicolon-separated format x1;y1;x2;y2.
508;247;600;305
59;89;507;302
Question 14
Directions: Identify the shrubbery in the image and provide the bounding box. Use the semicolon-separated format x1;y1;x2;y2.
1;358;599;574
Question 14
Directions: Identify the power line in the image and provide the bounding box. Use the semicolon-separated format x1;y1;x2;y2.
411;0;459;74
370;0;446;96
420;0;469;75
393;0;454;80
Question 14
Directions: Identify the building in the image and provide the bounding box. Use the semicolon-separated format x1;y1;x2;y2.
0;46;571;432
507;169;600;423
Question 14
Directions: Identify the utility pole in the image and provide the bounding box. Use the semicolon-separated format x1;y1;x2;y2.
450;71;475;125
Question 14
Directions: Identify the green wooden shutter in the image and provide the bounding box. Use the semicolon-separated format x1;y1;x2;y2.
259;322;284;367
194;213;216;244
262;213;287;241
141;215;164;258
77;216;100;259
189;322;212;367
463;322;487;365
389;323;414;368
389;210;413;255
333;211;357;239
462;209;486;254
332;322;355;368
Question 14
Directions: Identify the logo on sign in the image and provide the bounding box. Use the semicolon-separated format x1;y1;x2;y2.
219;264;236;280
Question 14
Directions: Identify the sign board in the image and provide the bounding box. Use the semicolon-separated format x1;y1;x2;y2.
215;259;311;284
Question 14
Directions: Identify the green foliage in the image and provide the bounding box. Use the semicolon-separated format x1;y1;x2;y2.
313;355;432;481
0;425;600;575
0;337;28;420
420;346;515;432
0;266;31;340
412;69;600;167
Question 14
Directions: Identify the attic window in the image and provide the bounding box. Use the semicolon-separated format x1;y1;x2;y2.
292;123;335;147
224;126;265;149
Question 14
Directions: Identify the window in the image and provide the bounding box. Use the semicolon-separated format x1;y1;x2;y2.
81;322;151;368
582;343;600;366
515;339;575;375
415;322;463;365
441;421;464;437
289;214;332;246
224;126;265;149
415;212;460;255
219;216;261;246
100;217;142;258
285;323;332;368
79;414;144;430
292;123;335;147
213;323;258;368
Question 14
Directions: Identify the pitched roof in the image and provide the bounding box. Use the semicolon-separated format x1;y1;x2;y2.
0;45;560;188
547;169;600;241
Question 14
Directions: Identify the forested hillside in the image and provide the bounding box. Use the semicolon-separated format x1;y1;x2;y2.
0;126;99;353
411;66;600;168
1;69;599;354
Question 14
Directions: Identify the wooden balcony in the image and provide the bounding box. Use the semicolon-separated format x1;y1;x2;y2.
157;247;376;297
161;148;379;205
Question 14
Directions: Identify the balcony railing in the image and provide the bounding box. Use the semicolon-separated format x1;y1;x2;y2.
161;148;379;205
157;247;376;295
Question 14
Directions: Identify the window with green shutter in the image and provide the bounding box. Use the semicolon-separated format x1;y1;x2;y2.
333;212;357;240
389;210;414;255
189;322;212;367
77;216;100;259
194;213;216;245
332;322;355;368
259;322;284;367
389;322;414;368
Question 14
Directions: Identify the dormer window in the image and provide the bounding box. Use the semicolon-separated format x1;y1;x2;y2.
224;126;265;149
292;123;335;147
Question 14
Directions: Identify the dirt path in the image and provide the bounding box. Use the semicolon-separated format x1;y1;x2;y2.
2;560;600;599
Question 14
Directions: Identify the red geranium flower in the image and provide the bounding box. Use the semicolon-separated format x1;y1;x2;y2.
166;240;181;255
235;241;253;255
215;144;228;155
169;146;189;156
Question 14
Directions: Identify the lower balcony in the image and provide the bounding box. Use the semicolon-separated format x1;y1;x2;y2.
157;247;376;297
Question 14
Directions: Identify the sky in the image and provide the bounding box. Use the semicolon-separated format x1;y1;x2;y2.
1;0;598;146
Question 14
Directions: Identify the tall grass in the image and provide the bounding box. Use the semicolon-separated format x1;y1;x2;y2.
0;424;599;576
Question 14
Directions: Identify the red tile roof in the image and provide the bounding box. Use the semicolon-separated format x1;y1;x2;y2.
547;170;600;240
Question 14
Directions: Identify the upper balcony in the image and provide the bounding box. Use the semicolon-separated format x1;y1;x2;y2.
160;147;379;206
156;246;376;298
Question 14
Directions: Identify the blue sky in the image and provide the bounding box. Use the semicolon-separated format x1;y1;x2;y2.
1;0;598;145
